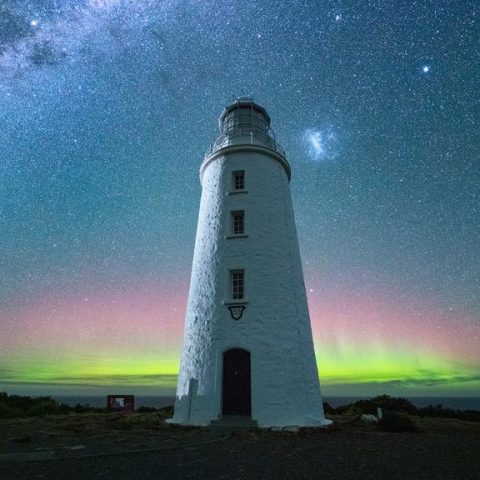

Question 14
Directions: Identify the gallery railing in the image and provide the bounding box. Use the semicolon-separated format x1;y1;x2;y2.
205;129;286;158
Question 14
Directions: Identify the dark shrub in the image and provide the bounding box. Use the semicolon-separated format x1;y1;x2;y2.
459;410;480;422
137;406;158;413
323;401;336;415
27;397;59;416
0;392;103;417
58;403;72;414
74;403;92;413
326;395;480;423
355;395;418;415
379;412;418;432
418;404;480;422
0;403;25;419
158;405;174;416
330;395;418;416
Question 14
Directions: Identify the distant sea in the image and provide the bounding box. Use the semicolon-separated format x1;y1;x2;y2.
53;395;480;411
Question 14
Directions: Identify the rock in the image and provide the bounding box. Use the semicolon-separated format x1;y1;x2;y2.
360;414;379;423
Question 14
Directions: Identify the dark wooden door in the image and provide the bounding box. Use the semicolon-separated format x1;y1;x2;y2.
222;348;251;416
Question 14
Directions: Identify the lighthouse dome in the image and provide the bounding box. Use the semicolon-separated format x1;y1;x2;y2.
206;97;285;165
219;97;271;133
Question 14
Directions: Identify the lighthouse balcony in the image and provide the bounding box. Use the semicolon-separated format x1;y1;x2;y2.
205;129;285;159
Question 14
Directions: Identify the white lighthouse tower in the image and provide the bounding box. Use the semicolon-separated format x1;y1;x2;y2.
171;98;330;427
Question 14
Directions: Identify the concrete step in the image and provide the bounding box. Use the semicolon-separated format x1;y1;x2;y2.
210;416;258;429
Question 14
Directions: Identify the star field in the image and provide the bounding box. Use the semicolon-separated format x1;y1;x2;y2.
0;0;479;396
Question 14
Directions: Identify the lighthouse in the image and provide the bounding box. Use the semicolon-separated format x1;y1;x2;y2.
170;98;330;427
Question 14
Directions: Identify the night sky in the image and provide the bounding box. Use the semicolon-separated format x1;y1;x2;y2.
1;0;479;398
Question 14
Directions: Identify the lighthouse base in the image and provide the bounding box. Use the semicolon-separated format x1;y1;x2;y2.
167;415;332;429
167;386;332;428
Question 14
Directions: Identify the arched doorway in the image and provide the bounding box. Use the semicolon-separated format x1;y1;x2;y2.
222;348;251;416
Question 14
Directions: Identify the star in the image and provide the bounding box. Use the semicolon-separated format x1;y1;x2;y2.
0;0;478;401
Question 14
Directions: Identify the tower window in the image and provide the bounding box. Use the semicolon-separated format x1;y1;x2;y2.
233;170;245;191
231;270;245;300
232;210;245;235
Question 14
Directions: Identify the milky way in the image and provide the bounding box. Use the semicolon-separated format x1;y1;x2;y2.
1;1;479;396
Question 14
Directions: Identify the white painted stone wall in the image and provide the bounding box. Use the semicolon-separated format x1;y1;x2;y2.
171;107;330;427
